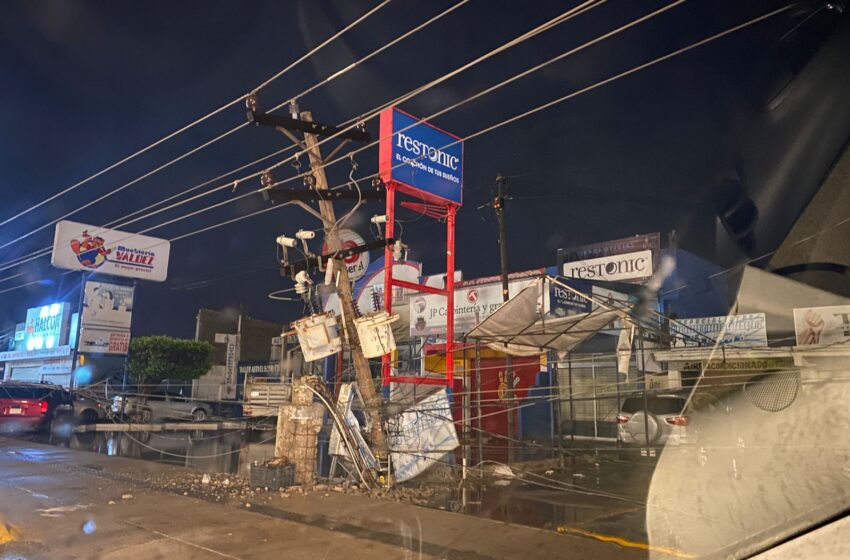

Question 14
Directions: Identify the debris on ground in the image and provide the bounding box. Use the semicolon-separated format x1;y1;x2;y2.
121;494;133;500
201;474;211;484
489;464;515;479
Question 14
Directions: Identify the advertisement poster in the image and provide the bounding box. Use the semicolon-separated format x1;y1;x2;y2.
549;279;592;317
388;388;459;483
409;273;541;337
81;281;134;329
77;329;130;354
671;313;768;348
794;305;850;346
77;280;135;355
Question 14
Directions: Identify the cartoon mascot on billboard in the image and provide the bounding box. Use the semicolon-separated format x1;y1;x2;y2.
70;230;110;269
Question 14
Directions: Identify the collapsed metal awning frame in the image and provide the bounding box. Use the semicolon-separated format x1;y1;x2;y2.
465;275;634;356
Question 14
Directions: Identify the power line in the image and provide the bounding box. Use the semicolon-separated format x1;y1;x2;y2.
0;0;393;232
0;0;479;253
0;0;476;271
0;3;797;299
0;0;606;278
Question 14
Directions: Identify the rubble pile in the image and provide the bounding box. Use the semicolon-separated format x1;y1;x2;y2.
138;471;252;502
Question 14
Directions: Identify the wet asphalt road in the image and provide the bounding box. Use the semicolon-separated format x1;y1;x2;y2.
0;436;652;559
9;429;658;551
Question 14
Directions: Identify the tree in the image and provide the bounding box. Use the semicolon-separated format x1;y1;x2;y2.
127;336;214;388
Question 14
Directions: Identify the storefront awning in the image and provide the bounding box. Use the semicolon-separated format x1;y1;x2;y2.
466;278;629;356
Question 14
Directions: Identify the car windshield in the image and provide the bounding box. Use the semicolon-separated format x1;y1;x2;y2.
1;3;849;560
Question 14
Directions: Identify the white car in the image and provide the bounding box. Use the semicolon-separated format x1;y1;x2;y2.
616;393;690;446
112;390;210;422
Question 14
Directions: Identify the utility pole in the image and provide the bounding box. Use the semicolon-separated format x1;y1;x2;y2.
297;111;386;453
493;173;515;463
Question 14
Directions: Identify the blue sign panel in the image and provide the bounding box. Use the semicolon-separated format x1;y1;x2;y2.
379;107;463;205
24;302;71;351
549;279;592;317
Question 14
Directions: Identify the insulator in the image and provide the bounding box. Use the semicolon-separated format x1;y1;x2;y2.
261;171;274;189
246;92;259;112
370;286;382;312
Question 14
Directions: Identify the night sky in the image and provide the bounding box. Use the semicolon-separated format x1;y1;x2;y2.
1;0;848;338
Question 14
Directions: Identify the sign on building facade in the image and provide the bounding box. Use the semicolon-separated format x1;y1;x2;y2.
671;313;768;348
321;228;370;282
22;303;71;352
409;271;543;337
793;305;850;346
558;233;661;284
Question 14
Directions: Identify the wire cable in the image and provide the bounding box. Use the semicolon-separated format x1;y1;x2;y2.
0;0;393;232
0;3;797;297
0;0;603;267
0;0;478;256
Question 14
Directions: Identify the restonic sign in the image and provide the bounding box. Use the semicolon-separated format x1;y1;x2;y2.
379;107;463;205
562;250;653;282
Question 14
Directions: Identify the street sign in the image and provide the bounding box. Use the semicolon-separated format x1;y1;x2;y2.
51;220;171;282
215;333;241;399
379;107;463;205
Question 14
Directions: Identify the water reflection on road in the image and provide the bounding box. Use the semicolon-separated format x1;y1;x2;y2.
36;429;653;542
64;429;276;477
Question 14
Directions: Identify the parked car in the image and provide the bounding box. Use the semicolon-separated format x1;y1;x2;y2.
0;382;74;433
616;393;691;446
112;390;211;422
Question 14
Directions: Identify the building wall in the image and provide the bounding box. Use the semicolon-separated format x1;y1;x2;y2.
192;309;284;400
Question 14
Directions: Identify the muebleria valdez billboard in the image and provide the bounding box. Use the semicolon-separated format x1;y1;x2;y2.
378;107;463;205
51;220;171;281
558;233;660;284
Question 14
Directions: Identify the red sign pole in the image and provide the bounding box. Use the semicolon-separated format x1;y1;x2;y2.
381;183;396;387
445;204;456;385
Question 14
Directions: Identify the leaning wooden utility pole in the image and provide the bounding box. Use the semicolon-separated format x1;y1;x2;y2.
298;111;386;453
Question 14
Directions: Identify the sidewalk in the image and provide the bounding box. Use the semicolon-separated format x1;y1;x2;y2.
0;436;646;559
